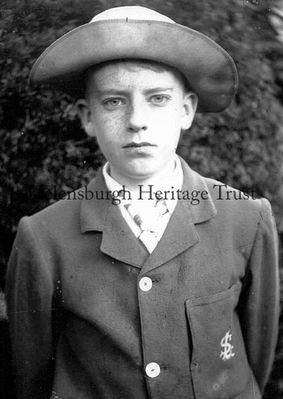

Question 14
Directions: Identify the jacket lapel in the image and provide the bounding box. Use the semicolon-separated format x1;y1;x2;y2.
142;159;217;273
80;169;148;267
80;159;217;270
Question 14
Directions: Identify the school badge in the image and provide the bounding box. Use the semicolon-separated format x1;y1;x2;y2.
220;330;235;361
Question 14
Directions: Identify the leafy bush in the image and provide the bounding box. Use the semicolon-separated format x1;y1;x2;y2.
1;0;283;270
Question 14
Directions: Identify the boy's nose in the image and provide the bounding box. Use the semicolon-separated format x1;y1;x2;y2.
127;103;148;133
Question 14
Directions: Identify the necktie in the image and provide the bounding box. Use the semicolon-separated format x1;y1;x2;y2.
124;198;169;252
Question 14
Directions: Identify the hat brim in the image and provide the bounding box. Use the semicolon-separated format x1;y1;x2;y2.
30;20;238;112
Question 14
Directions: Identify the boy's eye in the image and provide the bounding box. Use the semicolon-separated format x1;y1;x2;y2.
103;98;124;109
149;95;170;105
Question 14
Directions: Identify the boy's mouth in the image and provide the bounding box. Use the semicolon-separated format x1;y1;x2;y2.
123;142;157;148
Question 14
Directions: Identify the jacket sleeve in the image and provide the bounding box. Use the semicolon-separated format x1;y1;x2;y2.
238;198;280;393
5;216;57;399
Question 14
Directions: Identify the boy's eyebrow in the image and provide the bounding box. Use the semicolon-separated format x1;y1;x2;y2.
144;87;174;94
95;87;174;96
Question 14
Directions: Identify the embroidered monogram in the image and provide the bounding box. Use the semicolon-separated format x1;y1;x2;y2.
220;330;235;361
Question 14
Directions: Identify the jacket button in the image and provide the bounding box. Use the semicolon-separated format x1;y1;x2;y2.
145;362;160;378
192;361;200;370
139;277;152;292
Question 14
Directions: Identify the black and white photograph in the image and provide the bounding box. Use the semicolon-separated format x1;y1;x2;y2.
0;1;282;398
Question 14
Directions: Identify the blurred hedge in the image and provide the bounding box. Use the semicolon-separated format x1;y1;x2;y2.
1;0;283;276
0;0;283;397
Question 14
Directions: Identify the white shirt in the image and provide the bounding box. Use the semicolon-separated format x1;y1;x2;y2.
102;156;183;253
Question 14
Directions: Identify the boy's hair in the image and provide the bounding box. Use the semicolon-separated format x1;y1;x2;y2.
83;58;192;100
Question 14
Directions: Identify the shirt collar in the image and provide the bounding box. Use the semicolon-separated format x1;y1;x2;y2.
102;156;183;213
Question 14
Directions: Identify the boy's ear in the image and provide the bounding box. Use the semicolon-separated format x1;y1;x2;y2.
76;99;96;137
181;92;198;130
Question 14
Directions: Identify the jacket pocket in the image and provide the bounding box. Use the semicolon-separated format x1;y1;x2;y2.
185;282;260;399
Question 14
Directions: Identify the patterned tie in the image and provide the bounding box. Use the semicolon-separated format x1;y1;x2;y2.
124;198;169;252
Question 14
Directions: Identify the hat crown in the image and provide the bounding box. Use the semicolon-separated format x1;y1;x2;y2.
30;5;238;112
90;6;175;23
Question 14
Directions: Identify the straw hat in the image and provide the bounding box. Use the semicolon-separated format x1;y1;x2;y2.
30;6;238;112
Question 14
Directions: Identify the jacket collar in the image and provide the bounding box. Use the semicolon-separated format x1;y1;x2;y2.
80;158;217;269
179;157;217;224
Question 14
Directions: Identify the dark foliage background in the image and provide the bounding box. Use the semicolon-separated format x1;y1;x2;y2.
0;0;282;398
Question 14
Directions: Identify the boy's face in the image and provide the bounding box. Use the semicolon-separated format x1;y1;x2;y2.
77;61;197;185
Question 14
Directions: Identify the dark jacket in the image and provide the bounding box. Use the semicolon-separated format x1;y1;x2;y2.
6;159;279;399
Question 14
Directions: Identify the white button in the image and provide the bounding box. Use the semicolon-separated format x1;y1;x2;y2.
145;362;160;378
139;277;152;292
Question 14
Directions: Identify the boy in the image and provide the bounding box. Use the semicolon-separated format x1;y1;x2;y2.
6;6;279;399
